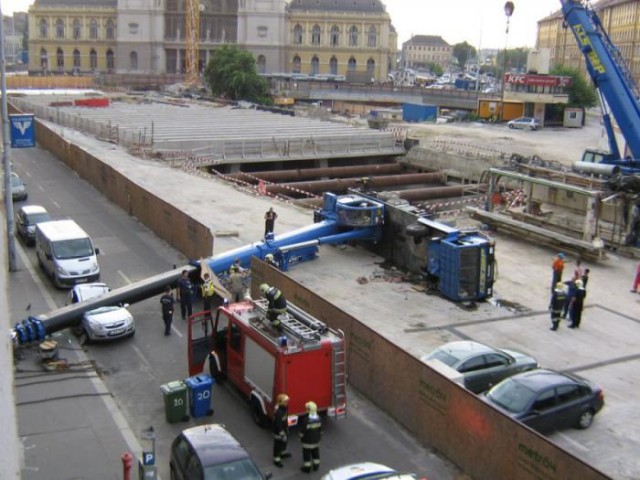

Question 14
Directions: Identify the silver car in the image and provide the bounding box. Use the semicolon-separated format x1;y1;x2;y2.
69;283;135;341
421;340;539;394
507;116;540;130
10;172;28;201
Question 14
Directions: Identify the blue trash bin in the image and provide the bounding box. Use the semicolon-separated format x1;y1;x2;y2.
185;374;214;417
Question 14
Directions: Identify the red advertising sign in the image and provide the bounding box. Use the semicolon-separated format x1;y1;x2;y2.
504;73;572;87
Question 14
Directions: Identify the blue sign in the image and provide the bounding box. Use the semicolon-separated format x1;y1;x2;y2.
9;114;36;148
142;452;155;466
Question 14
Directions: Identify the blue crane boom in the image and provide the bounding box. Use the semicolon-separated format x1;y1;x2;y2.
560;0;640;173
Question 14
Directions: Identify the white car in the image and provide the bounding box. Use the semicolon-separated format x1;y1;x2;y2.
69;283;135;341
507;116;541;130
321;462;421;480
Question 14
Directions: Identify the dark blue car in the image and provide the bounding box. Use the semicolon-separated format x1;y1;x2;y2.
483;369;604;433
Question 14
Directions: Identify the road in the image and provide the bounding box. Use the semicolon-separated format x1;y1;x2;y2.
9;145;464;480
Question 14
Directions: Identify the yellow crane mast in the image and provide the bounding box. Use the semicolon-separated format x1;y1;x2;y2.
185;0;201;87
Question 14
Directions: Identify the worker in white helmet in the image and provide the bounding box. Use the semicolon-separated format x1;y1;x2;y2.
298;400;322;473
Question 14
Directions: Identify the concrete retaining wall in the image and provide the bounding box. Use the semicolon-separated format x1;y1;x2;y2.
252;259;611;480
34;121;214;259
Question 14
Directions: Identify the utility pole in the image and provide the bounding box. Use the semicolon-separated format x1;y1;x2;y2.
1;3;18;271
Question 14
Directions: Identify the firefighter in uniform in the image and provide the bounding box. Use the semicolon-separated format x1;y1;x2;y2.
272;393;291;467
201;273;215;316
260;283;287;328
298;401;322;473
549;282;567;331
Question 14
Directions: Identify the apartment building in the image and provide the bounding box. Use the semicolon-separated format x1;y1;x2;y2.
536;0;640;86
402;35;452;72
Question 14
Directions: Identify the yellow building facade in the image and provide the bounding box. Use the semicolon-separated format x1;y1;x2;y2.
28;0;117;75
284;0;397;82
536;0;640;86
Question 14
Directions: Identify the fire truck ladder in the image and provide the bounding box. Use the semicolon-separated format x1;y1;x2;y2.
332;337;347;414
252;300;321;342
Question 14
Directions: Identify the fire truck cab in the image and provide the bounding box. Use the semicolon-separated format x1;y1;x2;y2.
188;299;347;427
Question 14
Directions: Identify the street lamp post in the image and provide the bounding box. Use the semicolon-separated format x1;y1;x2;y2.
500;1;515;122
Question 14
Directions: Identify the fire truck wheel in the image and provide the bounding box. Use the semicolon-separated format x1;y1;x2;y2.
251;398;269;428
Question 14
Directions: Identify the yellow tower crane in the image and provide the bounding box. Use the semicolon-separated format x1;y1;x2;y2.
185;0;201;87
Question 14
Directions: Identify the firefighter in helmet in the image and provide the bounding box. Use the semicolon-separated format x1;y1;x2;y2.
298;400;322;473
260;283;287;327
272;393;291;467
265;253;278;268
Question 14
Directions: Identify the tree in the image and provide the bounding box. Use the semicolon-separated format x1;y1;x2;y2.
203;46;270;104
550;65;597;108
495;47;530;75
452;42;476;71
426;62;443;77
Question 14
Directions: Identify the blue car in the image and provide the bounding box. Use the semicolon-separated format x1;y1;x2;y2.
483;369;605;433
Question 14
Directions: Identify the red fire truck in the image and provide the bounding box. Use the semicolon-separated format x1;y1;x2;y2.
187;299;347;427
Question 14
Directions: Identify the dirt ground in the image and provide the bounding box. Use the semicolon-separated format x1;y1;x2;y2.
400;113;607;166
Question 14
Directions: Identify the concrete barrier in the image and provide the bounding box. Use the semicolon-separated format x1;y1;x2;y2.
252;258;611;480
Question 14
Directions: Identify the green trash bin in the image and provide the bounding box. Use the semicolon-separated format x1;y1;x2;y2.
160;380;189;423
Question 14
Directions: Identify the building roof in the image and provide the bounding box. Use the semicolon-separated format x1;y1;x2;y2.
287;0;387;13
33;0;117;9
403;35;449;47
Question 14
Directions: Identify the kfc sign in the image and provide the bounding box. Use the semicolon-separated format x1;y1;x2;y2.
504;73;572;87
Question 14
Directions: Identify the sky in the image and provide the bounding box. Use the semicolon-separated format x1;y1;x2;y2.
4;0;562;50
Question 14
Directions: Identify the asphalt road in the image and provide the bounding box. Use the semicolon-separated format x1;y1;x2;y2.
9;144;464;479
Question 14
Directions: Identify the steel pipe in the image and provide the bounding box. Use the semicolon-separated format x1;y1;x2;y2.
230;163;403;183
572;161;620;176
265;172;445;195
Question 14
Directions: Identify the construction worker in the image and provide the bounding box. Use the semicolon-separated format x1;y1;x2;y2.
264;207;278;237
298;400;322;473
228;265;245;303
201;273;215;315
260;283;287;327
272;393;291;468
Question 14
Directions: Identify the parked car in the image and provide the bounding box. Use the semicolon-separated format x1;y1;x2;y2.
507;116;540;130
170;424;271;480
483;368;605;433
421;340;539;394
15;205;51;246
10;172;28;201
69;283;135;341
321;462;421;480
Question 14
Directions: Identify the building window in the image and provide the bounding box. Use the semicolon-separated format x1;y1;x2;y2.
90;19;98;39
367;58;375;73
73;49;81;68
106;19;116;39
73;19;81;39
348;57;356;71
56;19;65;39
40;48;48;69
292;55;301;73
56;47;64;68
293;24;303;45
106;49;114;70
330;56;338;75
130;51;138;70
257;54;266;74
367;25;377;48
39;19;48;38
349;25;358;47
330;25;340;46
90;48;97;69
311;25;321;45
311;55;319;75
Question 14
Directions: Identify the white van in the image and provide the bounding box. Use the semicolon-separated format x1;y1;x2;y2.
35;219;100;288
